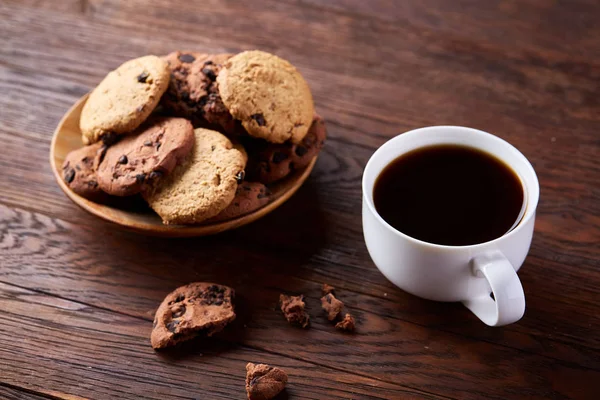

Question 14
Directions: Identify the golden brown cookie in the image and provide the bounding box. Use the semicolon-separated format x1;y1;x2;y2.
151;282;235;349
245;363;288;400
244;114;326;184
80;55;170;144
161;52;235;132
217;50;314;144
61;142;107;200
144;128;246;225
209;182;270;222
96;117;194;196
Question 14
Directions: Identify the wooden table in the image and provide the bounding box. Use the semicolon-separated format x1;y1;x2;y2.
1;1;599;399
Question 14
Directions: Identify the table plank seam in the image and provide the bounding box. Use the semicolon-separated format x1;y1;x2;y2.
0;381;65;400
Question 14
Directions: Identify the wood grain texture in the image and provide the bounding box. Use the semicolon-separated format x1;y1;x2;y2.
0;0;599;399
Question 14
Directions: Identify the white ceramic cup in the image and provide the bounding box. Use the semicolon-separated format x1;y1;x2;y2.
362;126;539;326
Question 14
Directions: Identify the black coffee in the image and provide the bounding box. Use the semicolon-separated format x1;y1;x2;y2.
373;144;524;246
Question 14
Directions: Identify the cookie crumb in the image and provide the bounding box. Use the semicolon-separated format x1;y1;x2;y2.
279;294;309;328
322;283;335;295
320;293;343;321
335;313;355;332
245;363;288;400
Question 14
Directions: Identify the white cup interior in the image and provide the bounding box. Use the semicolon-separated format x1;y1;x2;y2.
362;126;540;248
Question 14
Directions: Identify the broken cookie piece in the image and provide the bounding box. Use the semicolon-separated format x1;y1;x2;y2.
279;294;309;328
322;283;335;295
335;313;356;332
320;293;343;321
151;282;235;349
245;363;288;400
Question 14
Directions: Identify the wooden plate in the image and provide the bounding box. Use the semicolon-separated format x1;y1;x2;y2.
50;95;318;237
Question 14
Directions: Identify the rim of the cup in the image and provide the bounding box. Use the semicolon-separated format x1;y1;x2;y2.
362;125;540;250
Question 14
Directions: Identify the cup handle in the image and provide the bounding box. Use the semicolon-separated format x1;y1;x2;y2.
462;251;525;326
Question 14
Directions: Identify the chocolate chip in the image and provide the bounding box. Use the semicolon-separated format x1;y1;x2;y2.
148;171;163;181
143;140;153;147
135;174;146;183
215;299;223;306
101;132;119;146
295;146;308;157
117;155;128;164
203;60;213;66
81;157;89;163
172;305;186;318
257;193;268;199
166;320;179;333
178;54;196;63
137;71;149;83
272;152;288;164
88;180;98;188
288;162;295;172
211;145;216;151
75;165;81;171
235;170;245;183
234;202;240;207
174;294;185;303
243;185;252;191
202;68;216;81
64;168;75;184
251;113;266;127
156;143;161;151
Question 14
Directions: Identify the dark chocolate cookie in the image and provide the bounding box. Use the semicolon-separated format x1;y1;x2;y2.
97;117;194;196
245;114;326;184
61;142;107;200
279;294;309;328
161;51;235;132
151;282;236;349
209;182;271;222
245;363;288;400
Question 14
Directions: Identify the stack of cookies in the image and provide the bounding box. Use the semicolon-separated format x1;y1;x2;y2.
62;50;326;225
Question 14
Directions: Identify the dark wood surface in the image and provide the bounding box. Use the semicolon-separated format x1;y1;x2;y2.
1;0;599;399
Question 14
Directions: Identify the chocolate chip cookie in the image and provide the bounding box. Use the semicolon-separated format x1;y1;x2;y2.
244;114;326;184
151;282;236;349
144;128;246;224
80;55;170;144
61;142;107;199
217;50;314;144
279;294;309;328
161;51;235;132
245;363;288;400
97;117;194;196
209;182;271;222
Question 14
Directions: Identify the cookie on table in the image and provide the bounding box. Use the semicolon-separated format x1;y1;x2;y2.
245;363;288;400
151;282;235;349
209;182;271;222
61;142;107;200
80;55;170;144
144;128;246;225
279;294;309;328
96;117;194;196
217;50;315;144
161;51;235;132
245;114;326;184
